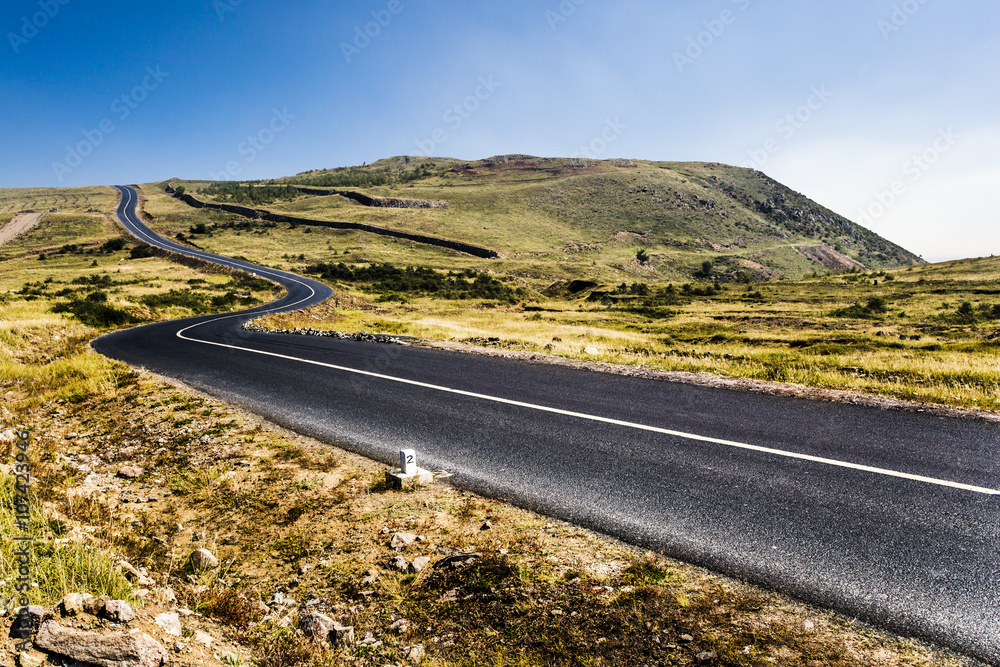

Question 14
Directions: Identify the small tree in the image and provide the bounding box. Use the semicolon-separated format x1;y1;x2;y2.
174;185;186;196
956;301;977;324
636;248;650;264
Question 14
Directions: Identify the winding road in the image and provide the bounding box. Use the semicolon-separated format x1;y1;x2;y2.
94;186;1000;664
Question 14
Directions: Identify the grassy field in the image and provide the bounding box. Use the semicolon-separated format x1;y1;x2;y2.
0;185;119;216
0;206;979;667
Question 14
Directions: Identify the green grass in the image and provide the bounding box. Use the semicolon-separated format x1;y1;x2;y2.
0;213;116;260
0;472;135;607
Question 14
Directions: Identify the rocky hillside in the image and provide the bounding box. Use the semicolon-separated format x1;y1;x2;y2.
263;156;922;281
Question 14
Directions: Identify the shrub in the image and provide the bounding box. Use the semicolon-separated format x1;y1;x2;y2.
128;244;155;259
200;182;297;206
52;297;138;328
955;301;977;324
141;290;209;312
100;238;126;253
304;262;526;304
832;297;890;319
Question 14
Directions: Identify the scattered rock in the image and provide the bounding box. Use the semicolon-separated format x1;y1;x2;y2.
268;591;296;610
189;548;219;571
434;553;482;570
118;560;155;587
803;620;815;631
390;532;418;549
407;644;426;664
409;556;431;574
583;346;600;355
331;622;355;646
361;569;378;586
679;634;694;643
389;618;411;635
193;629;214;647
16;650;47;667
35;620;167;667
390;555;409;572
116;466;144;479
299;612;334;640
696;651;717;663
154;612;182;637
58;593;91;617
11;605;47;638
172;641;187;652
102;600;135;624
480;521;493;531
82;595;110;616
438;588;461;604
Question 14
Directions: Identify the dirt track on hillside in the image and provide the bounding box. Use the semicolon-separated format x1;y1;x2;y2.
0;211;43;246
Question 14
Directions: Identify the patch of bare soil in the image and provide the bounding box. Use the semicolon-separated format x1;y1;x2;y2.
796;244;864;271
0;213;43;247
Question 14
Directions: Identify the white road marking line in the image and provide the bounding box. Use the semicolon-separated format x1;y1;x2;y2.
115;187;321;317
178;326;999;496
114;187;1000;497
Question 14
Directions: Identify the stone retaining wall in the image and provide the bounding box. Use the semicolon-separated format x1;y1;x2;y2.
166;188;497;259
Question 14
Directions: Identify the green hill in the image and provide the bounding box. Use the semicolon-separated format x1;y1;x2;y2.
242;155;920;281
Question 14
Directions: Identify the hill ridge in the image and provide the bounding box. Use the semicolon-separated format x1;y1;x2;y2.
188;156;922;280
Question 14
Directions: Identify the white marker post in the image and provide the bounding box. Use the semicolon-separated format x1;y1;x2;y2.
400;449;417;476
386;448;433;489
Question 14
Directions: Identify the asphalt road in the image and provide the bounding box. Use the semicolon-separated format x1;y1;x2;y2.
95;186;1000;664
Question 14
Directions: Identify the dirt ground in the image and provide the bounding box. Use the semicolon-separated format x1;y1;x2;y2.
0;213;43;247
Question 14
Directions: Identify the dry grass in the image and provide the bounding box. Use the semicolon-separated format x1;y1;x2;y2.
256;261;1000;413
0;186;118;216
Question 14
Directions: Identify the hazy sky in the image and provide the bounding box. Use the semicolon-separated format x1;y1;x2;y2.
2;1;996;261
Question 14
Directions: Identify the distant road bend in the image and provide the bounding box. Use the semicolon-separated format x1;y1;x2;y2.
95;186;1000;664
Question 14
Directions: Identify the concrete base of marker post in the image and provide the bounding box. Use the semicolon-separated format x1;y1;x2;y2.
386;448;433;489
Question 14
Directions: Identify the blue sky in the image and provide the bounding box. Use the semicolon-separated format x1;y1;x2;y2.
2;0;997;261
